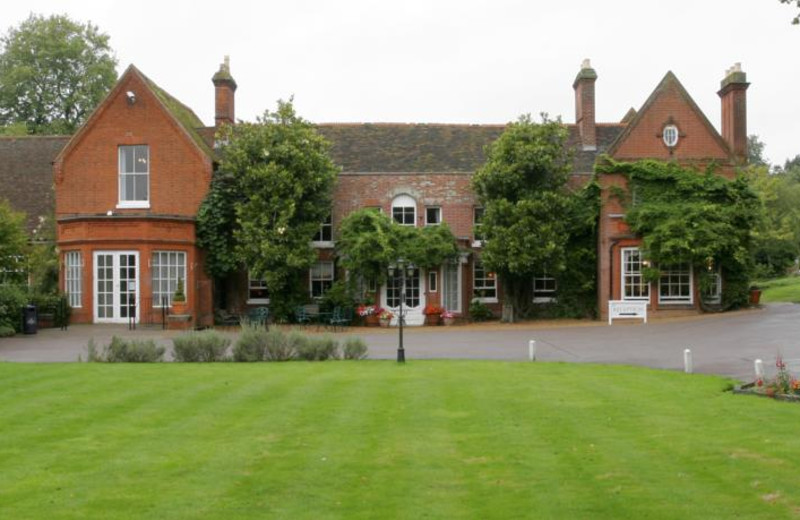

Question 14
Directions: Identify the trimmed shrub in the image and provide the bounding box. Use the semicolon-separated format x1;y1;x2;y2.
0;284;27;332
89;336;165;362
342;337;368;360
469;298;494;322
0;325;16;337
233;326;268;362
172;330;231;362
297;334;339;361
264;329;295;361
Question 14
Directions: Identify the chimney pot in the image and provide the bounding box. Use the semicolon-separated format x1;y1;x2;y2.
212;56;237;128
573;59;598;150
718;63;749;162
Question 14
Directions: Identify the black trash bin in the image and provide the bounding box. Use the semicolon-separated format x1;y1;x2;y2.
23;304;37;335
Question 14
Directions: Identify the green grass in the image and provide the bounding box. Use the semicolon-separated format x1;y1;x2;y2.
757;275;800;302
1;362;799;519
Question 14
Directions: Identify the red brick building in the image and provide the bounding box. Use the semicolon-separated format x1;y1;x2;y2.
35;58;749;325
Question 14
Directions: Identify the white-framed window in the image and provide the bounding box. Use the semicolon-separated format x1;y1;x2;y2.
663;124;679;148
118;145;149;208
392;194;416;226
312;215;333;246
151;251;186;307
428;270;438;292
473;259;497;301
65;251;82;308
533;271;557;303
425;207;441;226
621;248;650;301
248;273;270;304
473;207;485;246
659;263;693;304
310;261;334;298
703;270;722;304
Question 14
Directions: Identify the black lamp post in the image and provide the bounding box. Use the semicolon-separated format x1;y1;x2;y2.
388;259;415;363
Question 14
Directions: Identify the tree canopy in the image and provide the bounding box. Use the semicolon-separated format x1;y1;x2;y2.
196;100;339;317
472;114;597;320
0;13;117;134
779;0;800;24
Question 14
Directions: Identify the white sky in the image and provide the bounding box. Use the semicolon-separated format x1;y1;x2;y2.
4;0;798;165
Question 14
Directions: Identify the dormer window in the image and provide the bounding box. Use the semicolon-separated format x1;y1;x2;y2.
118;145;149;208
662;125;679;148
392;194;416;226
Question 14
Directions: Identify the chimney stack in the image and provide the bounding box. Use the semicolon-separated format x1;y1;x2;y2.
573;59;598;151
718;62;749;162
212;56;237;128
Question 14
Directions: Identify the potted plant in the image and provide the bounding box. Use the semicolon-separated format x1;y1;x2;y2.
749;284;762;306
171;277;187;315
378;308;394;328
358;304;379;326
423;303;444;326
442;310;456;326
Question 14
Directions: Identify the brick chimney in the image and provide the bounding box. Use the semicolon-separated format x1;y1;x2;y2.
212;56;237;127
718;62;749;162
573;59;598;151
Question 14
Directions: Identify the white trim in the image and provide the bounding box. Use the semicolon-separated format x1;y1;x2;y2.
311;241;335;249
65;251;82;308
658;263;694;305
391;194;417;226
151;250;187;307
621;247;650;302
663;124;679;147
442;261;462;314
93;251;140;324
118;145;150;207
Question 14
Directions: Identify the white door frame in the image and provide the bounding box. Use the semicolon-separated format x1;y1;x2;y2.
382;267;426;326
93;251;140;324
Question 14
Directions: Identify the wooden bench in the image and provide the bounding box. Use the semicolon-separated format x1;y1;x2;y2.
608;300;647;325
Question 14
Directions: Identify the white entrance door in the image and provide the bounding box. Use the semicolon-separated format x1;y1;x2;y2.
94;251;139;324
383;267;426;326
442;261;462;314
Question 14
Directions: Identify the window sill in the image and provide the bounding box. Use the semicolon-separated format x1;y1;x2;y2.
533;297;556;304
474;297;498;304
247;299;270;305
471;240;483;248
311;241;335;249
117;202;150;209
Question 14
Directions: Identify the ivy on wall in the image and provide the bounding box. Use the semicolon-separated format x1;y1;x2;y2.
597;158;760;309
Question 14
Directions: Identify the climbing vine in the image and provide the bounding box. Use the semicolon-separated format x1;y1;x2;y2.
596;158;760;309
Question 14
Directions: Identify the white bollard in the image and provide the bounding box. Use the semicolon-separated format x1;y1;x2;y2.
684;348;693;374
529;340;536;362
755;359;764;379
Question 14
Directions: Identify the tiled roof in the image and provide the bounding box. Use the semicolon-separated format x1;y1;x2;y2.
0;136;69;233
314;122;624;175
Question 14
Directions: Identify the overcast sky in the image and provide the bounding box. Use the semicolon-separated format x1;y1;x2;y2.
4;0;798;165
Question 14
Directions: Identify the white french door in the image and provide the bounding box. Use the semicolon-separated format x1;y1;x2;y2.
94;251;139;323
382;268;426;326
442;261;462;313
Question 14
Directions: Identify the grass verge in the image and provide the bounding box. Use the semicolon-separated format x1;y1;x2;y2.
757;276;800;303
1;361;799;519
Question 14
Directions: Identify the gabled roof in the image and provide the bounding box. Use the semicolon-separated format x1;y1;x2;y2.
0;136;69;232
55;65;213;166
605;71;732;159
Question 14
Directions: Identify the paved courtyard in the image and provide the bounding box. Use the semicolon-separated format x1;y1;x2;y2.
1;303;798;381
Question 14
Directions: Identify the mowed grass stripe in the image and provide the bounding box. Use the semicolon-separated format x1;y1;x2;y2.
1;362;800;519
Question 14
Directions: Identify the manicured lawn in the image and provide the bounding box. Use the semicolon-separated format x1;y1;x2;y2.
1;362;799;519
758;276;800;303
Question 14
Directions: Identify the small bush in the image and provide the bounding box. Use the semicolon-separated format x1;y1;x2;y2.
342;337;368;360
0;325;15;337
173;330;231;362
233;326;268;362
88;336;165;362
297;334;339;361
469;298;494;322
0;284;27;332
264;329;295;361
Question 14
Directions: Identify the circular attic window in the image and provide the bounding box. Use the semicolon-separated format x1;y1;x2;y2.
663;125;679;147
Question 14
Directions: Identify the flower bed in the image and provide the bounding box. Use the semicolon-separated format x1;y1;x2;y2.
735;354;800;402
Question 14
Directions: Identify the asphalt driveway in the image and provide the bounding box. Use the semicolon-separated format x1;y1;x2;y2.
2;303;798;381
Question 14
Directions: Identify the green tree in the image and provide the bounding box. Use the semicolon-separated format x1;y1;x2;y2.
472;114;590;321
335;208;458;285
0;199;28;283
779;0;800;24
197;100;339;317
747;135;768;167
0;13;117;134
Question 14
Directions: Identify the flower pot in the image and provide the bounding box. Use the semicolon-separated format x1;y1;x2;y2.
379;318;391;328
443;317;455;326
365;314;380;327
425;314;442;326
171;300;188;315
